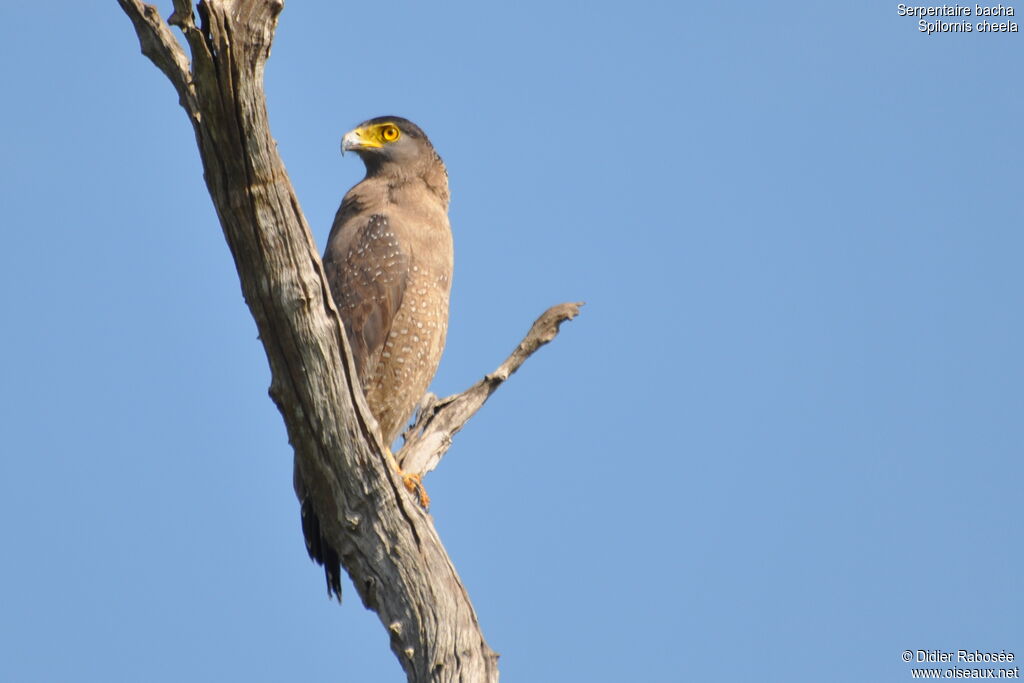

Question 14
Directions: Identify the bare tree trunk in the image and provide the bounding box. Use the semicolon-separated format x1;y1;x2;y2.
117;2;579;681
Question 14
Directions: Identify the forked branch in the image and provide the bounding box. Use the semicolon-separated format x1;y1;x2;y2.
117;2;579;681
398;302;583;475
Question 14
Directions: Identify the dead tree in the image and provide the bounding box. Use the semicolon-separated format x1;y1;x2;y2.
117;1;581;681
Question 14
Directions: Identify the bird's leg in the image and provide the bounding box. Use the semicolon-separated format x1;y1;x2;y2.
401;471;430;509
382;445;431;509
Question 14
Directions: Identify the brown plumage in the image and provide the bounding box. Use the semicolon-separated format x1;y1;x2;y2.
324;116;452;445
302;116;451;598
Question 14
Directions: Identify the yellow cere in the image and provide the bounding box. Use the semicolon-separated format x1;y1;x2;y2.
355;122;401;147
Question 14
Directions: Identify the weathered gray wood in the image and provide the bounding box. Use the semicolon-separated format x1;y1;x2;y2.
398;303;584;476
117;2;579;681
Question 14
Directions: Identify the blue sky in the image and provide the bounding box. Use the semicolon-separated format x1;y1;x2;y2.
1;2;1021;681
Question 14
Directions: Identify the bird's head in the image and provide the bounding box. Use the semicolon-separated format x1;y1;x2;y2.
341;116;439;173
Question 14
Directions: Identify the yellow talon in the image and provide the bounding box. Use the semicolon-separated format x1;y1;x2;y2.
402;472;431;509
382;445;430;509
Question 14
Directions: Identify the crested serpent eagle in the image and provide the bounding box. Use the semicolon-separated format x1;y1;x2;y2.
301;116;452;598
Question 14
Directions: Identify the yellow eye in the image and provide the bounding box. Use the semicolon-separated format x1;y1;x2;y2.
382;125;400;142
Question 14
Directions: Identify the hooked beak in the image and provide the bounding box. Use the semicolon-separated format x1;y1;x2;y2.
341;127;381;154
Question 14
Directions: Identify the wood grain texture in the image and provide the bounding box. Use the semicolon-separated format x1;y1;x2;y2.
398;303;584;476
118;2;579;680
